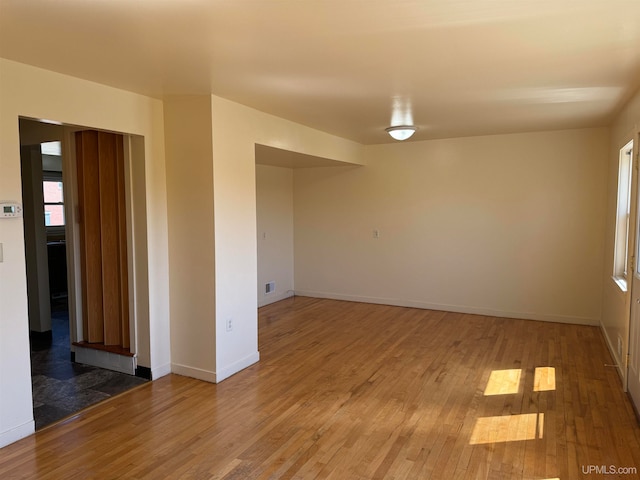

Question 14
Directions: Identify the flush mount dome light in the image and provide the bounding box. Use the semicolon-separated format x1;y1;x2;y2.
385;125;417;141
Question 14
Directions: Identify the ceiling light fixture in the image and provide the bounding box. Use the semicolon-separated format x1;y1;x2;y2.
385;125;417;141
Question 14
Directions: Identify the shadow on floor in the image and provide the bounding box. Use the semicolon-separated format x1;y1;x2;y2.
30;307;148;429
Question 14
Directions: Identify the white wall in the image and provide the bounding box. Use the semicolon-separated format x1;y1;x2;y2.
209;95;363;382
159;95;363;384
256;165;294;307
602;87;640;377
164;96;216;381
0;59;170;447
294;128;609;324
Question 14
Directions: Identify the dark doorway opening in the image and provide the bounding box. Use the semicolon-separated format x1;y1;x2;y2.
20;118;147;430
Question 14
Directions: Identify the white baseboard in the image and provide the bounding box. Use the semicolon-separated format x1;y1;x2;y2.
259;290;294;308
215;351;260;383
294;290;599;326
600;324;625;385
172;351;260;384
152;362;172;380
171;363;217;383
0;420;34;448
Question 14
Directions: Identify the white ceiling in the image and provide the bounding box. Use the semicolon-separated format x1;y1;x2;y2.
1;0;640;144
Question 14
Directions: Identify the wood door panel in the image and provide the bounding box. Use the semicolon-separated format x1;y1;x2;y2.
76;130;129;348
98;132;122;346
76;131;104;343
116;138;130;349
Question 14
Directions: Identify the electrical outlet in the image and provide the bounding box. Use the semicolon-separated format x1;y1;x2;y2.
373;229;380;239
226;318;233;332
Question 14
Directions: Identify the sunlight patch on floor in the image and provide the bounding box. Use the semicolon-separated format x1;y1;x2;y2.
534;367;556;392
469;413;544;444
483;369;521;396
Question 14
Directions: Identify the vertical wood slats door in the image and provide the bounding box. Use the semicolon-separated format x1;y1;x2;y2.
76;130;129;347
116;137;130;349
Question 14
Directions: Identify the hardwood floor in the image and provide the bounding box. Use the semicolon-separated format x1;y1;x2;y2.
2;297;640;479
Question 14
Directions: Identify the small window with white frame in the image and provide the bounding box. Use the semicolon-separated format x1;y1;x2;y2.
613;140;634;290
42;174;64;227
40;141;65;233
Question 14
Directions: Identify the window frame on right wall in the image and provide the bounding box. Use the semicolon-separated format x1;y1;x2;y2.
613;139;635;291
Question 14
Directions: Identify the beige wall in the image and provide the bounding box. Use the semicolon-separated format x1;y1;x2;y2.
602;87;640;376
256;165;294;307
158;94;364;384
209;95;363;381
294;128;609;324
0;59;170;447
164;96;217;380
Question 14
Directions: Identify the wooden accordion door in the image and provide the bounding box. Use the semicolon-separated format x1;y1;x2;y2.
76;130;130;349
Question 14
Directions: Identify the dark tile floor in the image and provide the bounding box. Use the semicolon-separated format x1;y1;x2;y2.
30;307;148;429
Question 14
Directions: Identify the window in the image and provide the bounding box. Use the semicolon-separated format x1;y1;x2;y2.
613;140;634;289
43;178;64;226
41;141;64;228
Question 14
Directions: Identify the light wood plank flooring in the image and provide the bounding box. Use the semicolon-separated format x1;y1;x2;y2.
2;297;640;479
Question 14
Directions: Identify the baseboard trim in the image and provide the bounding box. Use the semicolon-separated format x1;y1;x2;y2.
215;351;260;383
0;420;35;448
627;391;640;424
600;324;625;385
171;363;217;383
29;330;52;341
259;290;294;308
152;362;172;380
294;290;599;326
171;351;260;384
135;366;152;380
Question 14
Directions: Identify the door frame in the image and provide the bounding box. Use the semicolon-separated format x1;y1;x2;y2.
627;132;640;398
62;127;138;357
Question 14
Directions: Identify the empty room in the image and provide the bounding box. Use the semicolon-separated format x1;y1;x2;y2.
1;1;640;479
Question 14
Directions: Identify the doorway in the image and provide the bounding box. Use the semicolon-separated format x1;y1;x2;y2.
19;118;147;429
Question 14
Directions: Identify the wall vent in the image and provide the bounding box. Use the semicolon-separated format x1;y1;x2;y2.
265;281;275;294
